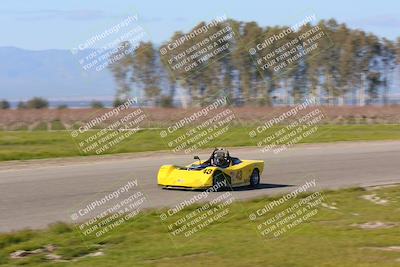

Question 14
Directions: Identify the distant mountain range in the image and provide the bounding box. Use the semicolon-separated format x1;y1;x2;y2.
0;47;115;100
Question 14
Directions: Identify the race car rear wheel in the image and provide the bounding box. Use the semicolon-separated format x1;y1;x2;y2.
213;171;230;191
250;169;260;187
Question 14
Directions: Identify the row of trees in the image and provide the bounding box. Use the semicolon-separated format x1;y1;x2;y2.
0;98;106;109
109;18;400;107
0;97;49;109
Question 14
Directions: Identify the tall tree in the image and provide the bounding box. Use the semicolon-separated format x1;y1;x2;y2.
108;41;134;101
133;42;161;105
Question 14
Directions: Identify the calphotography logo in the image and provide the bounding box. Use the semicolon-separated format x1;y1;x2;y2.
69;179;147;240
159;180;237;244
70;97;148;155
159;14;237;79
248;97;329;154
70;13;149;72
248;13;333;79
159;92;238;154
247;179;330;239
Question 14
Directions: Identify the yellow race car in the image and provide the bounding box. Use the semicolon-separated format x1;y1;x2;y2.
157;148;264;190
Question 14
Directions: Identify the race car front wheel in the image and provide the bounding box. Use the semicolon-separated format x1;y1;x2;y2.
250;169;260;187
213;171;230;191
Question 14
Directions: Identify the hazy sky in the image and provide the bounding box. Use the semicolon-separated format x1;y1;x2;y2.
1;0;399;50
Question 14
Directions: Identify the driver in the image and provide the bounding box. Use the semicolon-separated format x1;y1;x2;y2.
213;149;230;168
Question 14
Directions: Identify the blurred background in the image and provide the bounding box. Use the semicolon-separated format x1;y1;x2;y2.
0;0;399;109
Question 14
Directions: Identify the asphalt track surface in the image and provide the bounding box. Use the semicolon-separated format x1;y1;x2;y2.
0;141;399;232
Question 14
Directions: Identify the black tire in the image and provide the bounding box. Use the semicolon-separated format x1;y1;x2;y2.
249;169;260;187
213;171;230;191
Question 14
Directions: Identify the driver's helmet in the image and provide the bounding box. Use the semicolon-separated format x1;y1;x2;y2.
214;149;229;167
